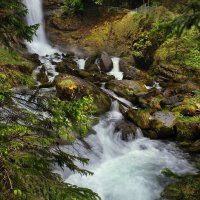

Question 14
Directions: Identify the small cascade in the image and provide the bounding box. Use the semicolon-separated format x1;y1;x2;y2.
65;101;196;200
108;57;123;80
75;58;86;70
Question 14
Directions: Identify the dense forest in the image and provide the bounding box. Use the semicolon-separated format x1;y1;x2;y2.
0;0;200;199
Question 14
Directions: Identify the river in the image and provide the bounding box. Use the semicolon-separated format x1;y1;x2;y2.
22;1;196;199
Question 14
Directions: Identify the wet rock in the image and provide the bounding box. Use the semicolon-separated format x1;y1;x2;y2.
56;57;79;75
85;54;99;70
36;66;49;84
160;95;184;107
55;74;111;114
81;71;115;85
105;79;148;102
127;109;151;129
98;52;113;72
27;53;41;65
135;89;162;109
115;120;137;141
143;130;158;139
151;111;176;138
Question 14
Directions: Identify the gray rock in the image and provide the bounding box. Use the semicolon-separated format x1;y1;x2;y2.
98;52;113;72
153;111;176;127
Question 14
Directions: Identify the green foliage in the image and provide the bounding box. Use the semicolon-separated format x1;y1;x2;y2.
63;0;84;15
0;48;32;67
0;0;38;47
50;95;96;138
0;95;100;200
155;29;200;69
162;0;200;37
132;32;152;58
62;0;103;15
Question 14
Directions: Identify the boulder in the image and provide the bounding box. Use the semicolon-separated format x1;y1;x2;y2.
115;120;138;141
55;74;111;114
98;52;113;72
127;109;151;129
56;57;79;76
160;95;184;107
150;111;176;138
176;120;200;141
36;66;49;84
105;79;148;102
27;53;41;65
85;54;99;71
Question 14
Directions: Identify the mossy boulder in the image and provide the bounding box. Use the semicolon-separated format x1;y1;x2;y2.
161;175;200;200
55;74;111;113
36;66;49;84
150;111;176;138
120;57;152;81
79;71;115;85
85;54;99;71
176;119;200;141
56;57;79;74
105;79;148;102
126;109;151;129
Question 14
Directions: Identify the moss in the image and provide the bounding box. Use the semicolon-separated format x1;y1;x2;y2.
81;6;175;56
153;29;200;82
0;48;34;73
127;108;151;129
161;175;200;200
172;93;200;117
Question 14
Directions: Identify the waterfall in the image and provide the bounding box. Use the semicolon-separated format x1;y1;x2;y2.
108;57;123;80
23;0;61;82
22;1;196;199
22;0;57;56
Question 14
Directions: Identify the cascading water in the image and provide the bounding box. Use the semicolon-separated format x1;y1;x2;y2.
23;0;57;56
21;1;196;199
23;0;61;82
65;101;196;200
108;57;123;80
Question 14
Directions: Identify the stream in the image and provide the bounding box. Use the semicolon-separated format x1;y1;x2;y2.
21;0;196;200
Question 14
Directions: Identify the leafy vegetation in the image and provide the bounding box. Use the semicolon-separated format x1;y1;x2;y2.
0;0;38;47
0;94;100;200
62;0;103;15
163;0;200;37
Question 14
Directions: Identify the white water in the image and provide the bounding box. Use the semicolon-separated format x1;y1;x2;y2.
65;101;196;200
108;57;123;80
75;58;86;70
23;0;61;82
23;0;57;56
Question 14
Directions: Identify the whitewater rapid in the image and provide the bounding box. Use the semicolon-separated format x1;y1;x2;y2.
64;101;195;200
